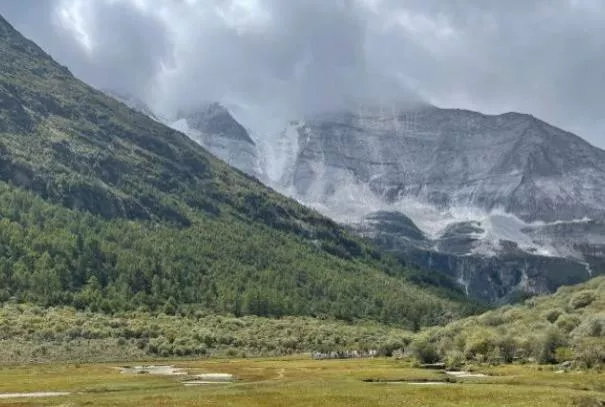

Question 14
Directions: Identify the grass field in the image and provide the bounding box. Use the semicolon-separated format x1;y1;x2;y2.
0;358;602;406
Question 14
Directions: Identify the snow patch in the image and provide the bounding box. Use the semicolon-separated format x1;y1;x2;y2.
273;176;594;262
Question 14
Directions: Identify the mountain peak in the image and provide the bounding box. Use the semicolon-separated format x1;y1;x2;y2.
177;103;255;145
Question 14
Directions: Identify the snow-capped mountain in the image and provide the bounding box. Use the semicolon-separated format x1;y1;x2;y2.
170;103;262;177
268;105;605;302
278;106;605;223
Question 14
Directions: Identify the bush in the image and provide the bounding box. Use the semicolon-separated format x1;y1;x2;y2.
545;309;563;323
569;291;596;309
496;336;517;363
535;328;566;364
573;314;605;338
554;346;574;363
574;338;605;369
411;337;440;364
444;350;465;370
464;330;496;360
556;314;581;333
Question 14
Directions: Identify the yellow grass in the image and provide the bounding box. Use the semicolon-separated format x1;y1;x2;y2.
0;358;602;406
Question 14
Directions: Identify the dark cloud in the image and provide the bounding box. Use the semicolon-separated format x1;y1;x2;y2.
0;0;603;144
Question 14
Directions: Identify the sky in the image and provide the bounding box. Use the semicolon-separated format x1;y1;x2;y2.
0;0;604;146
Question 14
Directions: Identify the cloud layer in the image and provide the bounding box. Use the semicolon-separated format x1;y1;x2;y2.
1;0;604;144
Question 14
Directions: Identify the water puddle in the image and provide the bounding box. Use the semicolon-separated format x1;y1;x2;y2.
445;371;488;378
119;365;187;376
182;381;232;386
0;392;70;399
119;365;235;386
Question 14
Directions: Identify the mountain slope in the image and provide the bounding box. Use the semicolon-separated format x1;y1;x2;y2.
0;14;473;328
416;276;605;367
264;106;605;302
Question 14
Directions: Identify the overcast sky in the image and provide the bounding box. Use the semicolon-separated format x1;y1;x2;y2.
1;0;604;146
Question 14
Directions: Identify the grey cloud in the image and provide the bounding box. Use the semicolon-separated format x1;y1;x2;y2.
368;0;605;141
70;1;173;99
0;0;172;99
0;0;603;145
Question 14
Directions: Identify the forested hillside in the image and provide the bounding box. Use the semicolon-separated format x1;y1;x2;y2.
413;276;605;368
0;14;474;329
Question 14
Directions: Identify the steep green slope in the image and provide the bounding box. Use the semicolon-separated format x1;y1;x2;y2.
0;15;472;328
414;277;605;367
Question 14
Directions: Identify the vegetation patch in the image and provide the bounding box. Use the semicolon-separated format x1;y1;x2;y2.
410;277;605;369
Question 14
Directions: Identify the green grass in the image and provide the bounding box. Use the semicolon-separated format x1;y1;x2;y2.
0;358;602;406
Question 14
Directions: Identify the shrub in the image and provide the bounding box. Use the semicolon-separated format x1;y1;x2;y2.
573;314;605;338
545;309;563;323
411;337;440;364
556;314;581;333
487;346;503;365
464;330;496;360
574;338;605;369
569;291;596;309
554;346;574;363
445;350;465;370
496;336;517;363
535;328;566;364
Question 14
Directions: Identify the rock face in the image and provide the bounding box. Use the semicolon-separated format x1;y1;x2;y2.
270;105;605;302
281;106;605;222
350;211;596;303
170;103;262;177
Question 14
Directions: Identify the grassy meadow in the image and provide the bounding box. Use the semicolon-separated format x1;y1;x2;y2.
0;358;603;406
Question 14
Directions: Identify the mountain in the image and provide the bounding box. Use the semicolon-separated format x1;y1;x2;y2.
416;275;605;367
264;106;605;303
0;14;472;328
169;103;262;177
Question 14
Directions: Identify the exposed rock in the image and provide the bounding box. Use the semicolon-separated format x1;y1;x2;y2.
171;103;262;177
270;105;605;303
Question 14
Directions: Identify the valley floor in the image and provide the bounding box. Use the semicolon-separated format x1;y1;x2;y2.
0;358;602;406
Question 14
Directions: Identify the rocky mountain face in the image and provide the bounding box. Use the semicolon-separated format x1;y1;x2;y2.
279;106;605;223
263;105;605;303
170;104;262;177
